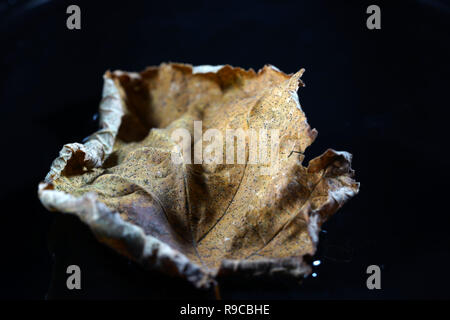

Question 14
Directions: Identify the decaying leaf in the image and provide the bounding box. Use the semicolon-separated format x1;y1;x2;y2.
38;63;359;288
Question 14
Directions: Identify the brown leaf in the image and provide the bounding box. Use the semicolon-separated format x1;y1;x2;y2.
38;63;359;288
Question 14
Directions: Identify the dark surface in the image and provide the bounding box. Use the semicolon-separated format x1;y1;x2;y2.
0;0;449;299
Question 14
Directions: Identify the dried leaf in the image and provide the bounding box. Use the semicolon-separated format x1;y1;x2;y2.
38;63;359;288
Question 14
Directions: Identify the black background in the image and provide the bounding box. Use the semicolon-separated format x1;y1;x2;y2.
1;0;449;300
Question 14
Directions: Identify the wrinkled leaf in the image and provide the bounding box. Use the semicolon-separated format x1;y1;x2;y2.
38;63;359;288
